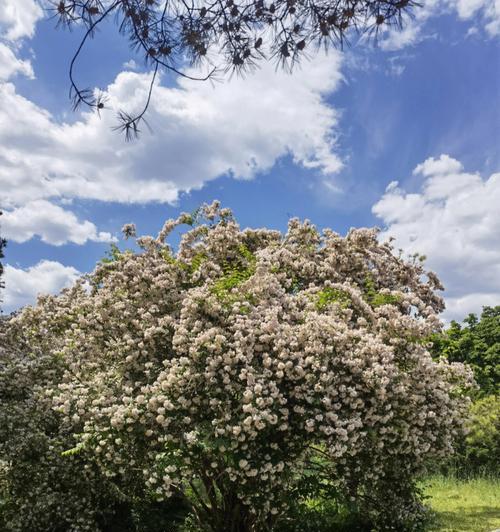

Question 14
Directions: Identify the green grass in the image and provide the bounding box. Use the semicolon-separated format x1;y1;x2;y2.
423;476;500;531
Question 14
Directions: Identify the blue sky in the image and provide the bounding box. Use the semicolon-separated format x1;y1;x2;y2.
1;0;499;320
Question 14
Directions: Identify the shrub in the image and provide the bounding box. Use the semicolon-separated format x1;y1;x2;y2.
0;331;119;532
1;202;472;531
462;395;500;473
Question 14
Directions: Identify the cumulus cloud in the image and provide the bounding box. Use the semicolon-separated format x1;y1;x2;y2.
122;59;139;70
1;200;116;245
0;0;44;41
0;32;116;248
381;0;500;50
0;43;33;80
0;45;343;253
453;0;500;36
1;16;344;256
1;260;81;312
380;0;438;51
373;154;500;321
0;52;343;208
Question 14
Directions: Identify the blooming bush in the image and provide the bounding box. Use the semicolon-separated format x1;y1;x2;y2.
0;330;121;531
0;202;473;531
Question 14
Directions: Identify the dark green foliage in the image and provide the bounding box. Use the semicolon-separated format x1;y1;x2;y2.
430;306;500;396
275;500;372;532
431;307;499;475
273;459;372;532
99;495;190;532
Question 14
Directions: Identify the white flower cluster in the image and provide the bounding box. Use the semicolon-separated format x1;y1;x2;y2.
0;331;119;532
1;202;473;531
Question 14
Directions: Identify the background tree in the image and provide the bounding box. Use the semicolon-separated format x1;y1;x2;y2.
50;0;419;138
430;307;499;474
430;306;500;397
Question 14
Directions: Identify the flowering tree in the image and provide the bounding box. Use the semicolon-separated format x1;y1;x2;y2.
1;202;472;531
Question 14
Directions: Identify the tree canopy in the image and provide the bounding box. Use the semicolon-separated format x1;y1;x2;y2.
430;306;500;397
50;0;419;137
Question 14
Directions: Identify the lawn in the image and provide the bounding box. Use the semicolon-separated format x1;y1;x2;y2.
424;476;500;532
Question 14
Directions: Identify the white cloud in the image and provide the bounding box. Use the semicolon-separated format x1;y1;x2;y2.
373;155;500;321
0;52;343;208
1;260;81;312
381;0;500;50
380;0;440;51
0;0;44;41
413;153;464;176
122;59;139;70
453;0;500;36
2;200;116;245
0;35;116;248
0;43;34;80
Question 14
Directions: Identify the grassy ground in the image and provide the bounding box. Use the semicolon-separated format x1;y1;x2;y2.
423;476;500;531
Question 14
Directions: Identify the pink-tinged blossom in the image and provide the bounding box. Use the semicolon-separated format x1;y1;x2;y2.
1;201;473;531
